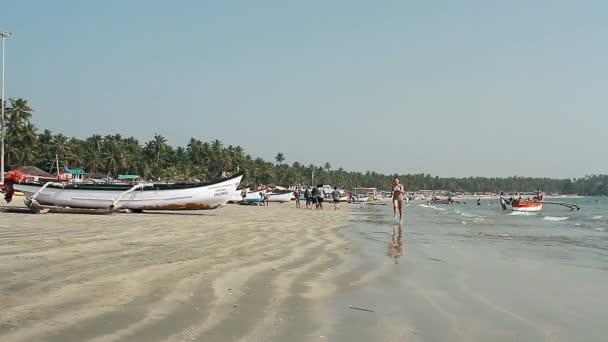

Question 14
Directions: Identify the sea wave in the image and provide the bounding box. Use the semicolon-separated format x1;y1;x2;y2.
418;204;446;211
460;212;477;218
595;227;606;232
543;216;570;222
592;216;604;220
507;211;538;216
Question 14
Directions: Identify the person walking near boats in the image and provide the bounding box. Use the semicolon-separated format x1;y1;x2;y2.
392;177;405;221
241;188;248;202
294;185;302;208
316;185;324;210
331;186;341;210
305;187;312;208
263;190;270;206
311;186;319;209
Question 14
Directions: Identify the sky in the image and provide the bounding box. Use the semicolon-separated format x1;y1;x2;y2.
2;0;606;178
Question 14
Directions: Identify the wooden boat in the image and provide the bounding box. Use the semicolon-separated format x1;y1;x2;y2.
511;199;543;212
10;173;244;211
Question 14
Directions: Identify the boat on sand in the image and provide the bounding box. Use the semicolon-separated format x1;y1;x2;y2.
4;172;243;211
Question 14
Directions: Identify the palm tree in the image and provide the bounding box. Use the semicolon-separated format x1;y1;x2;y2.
52;133;69;165
153;134;167;168
275;152;285;165
6;98;33;129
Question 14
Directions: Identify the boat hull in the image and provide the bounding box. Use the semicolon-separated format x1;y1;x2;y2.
511;201;543;212
268;192;293;203
13;174;243;210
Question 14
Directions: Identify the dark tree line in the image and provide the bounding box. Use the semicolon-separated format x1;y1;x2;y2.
2;98;607;195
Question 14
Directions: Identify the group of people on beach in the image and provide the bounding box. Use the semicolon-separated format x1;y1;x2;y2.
290;177;406;218
293;184;343;210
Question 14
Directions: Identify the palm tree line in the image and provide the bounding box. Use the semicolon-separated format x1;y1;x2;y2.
1;98;607;195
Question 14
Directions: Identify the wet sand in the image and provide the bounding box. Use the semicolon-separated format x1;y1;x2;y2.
0;201;353;342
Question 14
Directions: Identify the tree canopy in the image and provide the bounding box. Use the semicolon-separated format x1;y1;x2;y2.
2;98;607;195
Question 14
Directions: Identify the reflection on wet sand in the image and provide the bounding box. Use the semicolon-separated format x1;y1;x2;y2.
387;222;404;263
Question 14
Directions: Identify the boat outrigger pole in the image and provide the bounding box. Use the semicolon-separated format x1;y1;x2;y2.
540;201;581;211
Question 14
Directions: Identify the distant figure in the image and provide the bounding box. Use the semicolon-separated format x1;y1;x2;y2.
311;186;319;209
534;188;544;201
392;177;405;221
316;185;324;210
332;186;341;210
241;188;248;202
499;191;508;210
263;190;270;206
477;198;481;206
294;186;301;208
305;187;312;208
387;222;404;264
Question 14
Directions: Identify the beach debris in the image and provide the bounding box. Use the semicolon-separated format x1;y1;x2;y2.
348;305;375;313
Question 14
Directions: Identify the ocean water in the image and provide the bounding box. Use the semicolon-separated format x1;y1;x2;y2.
325;197;608;341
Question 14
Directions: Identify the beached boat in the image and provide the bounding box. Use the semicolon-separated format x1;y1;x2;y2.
245;190;266;203
7;173;243;211
268;192;293;203
511;200;543;212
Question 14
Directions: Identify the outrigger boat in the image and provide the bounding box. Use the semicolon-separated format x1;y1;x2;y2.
3;171;243;211
500;190;581;212
511;199;543;212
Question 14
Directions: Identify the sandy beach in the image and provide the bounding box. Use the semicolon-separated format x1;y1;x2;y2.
2;198;607;342
0;201;353;342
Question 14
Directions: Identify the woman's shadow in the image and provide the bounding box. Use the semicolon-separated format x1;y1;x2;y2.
387;222;404;264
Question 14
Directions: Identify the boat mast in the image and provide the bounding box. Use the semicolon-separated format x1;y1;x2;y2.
0;31;12;185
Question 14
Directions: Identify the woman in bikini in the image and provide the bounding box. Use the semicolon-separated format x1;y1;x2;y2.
392;177;405;221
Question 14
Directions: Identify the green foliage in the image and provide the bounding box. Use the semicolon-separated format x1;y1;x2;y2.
1;98;607;195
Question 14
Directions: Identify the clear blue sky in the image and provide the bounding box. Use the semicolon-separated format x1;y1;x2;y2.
3;0;606;178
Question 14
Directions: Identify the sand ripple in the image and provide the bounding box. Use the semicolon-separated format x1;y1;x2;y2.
0;204;351;342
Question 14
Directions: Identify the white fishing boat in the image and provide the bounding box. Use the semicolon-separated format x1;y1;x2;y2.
231;189;245;203
245;190;266;203
7;173;243;211
268;192;293;203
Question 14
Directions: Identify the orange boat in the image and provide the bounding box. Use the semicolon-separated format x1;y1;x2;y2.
512;199;543;212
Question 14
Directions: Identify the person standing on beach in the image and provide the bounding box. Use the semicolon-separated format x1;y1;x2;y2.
263;190;270;206
294;186;301;208
392;177;405;221
331;186;341;210
316;185;324;210
305;187;312;208
311;186;319;209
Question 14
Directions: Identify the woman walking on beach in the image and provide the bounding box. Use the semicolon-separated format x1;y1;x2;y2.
392;177;405;221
